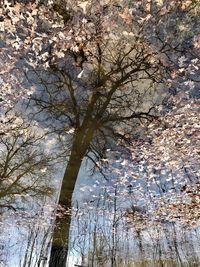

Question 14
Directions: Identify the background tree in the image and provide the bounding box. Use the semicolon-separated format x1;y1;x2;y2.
0;110;56;207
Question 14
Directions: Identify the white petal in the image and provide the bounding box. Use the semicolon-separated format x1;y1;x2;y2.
77;70;84;79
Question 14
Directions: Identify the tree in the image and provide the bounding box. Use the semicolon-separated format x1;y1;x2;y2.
0;111;55;208
29;8;166;267
0;110;58;267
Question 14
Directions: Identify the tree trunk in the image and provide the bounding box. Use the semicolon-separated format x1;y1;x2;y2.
49;119;97;267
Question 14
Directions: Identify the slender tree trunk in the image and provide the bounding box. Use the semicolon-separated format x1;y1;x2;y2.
49;119;97;267
48;156;80;267
111;187;117;267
